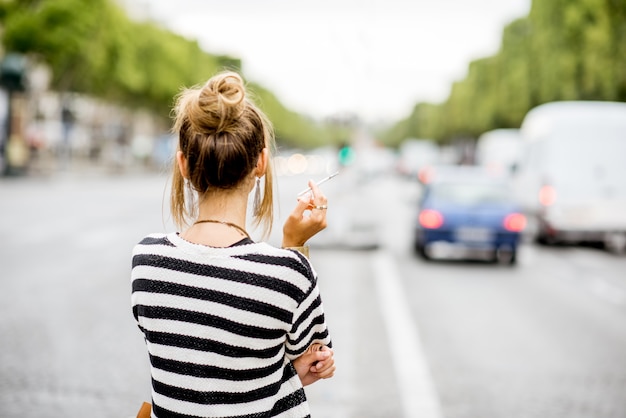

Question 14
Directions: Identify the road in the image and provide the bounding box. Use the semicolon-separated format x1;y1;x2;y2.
1;168;625;418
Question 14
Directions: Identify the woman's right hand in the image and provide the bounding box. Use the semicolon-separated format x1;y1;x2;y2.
292;344;335;386
282;180;328;247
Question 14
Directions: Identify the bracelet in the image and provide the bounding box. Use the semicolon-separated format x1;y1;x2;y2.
283;246;309;258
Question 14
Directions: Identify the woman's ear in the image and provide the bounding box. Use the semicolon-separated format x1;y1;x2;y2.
255;148;269;177
176;151;189;179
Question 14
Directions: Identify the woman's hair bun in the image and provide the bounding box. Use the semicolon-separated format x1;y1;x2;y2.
187;71;246;134
208;72;245;107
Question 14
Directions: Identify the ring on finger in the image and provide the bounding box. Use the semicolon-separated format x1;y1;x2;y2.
312;205;328;210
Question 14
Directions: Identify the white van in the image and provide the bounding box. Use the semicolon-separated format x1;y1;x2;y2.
513;101;626;252
396;138;440;180
475;128;522;176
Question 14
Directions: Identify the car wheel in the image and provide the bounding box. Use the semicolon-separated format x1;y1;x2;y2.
536;220;560;245
495;247;517;265
604;232;626;254
414;243;430;260
536;230;559;246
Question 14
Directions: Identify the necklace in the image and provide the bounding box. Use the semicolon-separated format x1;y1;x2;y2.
193;219;250;239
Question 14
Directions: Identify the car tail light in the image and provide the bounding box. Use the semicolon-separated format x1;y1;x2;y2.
503;213;527;232
419;209;444;229
539;185;556;206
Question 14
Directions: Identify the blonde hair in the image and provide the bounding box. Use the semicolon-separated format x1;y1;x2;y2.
170;71;275;235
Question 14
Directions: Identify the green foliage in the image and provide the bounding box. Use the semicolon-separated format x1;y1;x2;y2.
0;0;334;148
381;0;626;145
382;102;442;148
0;0;237;115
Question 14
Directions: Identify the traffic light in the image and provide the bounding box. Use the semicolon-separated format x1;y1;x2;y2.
338;145;356;166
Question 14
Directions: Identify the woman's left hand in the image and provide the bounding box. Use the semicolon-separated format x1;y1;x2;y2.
282;180;328;247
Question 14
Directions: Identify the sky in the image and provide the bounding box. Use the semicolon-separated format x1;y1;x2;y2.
126;0;531;123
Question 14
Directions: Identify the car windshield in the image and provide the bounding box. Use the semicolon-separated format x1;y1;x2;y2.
429;182;511;205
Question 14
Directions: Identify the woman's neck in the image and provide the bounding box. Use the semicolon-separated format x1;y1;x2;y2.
196;193;248;225
176;176;258;246
178;188;251;247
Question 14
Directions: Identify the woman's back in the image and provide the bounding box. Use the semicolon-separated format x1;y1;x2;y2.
131;232;330;417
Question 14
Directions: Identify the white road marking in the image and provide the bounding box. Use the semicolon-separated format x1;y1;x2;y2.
372;250;443;418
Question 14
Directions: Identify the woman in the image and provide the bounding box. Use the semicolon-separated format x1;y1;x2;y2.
131;71;334;417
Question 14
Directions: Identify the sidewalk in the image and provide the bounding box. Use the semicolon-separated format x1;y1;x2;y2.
3;151;164;180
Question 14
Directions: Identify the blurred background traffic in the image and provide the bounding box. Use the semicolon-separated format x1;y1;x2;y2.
1;0;626;417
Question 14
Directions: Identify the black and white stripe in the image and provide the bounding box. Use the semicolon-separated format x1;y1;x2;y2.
131;233;331;418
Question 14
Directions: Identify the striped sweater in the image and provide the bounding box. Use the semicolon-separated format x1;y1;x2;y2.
131;232;332;418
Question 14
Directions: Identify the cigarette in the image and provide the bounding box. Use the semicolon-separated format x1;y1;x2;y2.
297;171;339;196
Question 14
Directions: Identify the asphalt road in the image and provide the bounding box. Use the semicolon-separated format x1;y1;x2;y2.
1;168;625;418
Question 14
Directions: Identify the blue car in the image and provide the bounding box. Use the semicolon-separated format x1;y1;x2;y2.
414;166;526;264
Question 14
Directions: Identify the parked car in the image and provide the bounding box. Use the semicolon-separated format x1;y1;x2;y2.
414;166;526;264
512;101;626;253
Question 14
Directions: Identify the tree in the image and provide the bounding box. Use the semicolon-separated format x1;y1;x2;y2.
0;0;338;148
380;0;626;145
